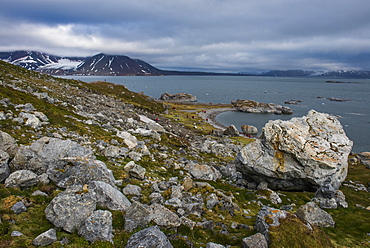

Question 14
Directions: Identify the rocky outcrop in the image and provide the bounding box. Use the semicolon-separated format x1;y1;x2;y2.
231;99;292;114
10;137;94;175
235;110;353;190
45;185;96;233
159;92;197;102
295;202;335;228
125;225;174;248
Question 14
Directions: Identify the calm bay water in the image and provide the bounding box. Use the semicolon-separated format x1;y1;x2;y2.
60;75;370;153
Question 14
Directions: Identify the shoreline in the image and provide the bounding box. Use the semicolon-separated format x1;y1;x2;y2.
197;107;237;130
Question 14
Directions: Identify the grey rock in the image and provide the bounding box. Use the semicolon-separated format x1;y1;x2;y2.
127;151;142;161
33;228;57;246
11;201;27;214
45;186;96;233
180;216;196;229
269;191;282;205
19;112;42;128
11;231;24;237
124;161;146;180
313;181;348;209
356;152;370;166
236;110;353;191
122;184;142;196
146;121;166;133
186;164;221;181
37;173;50;185
295;201;335;228
102;145;120;158
223;125;240;136
206;193;219;209
10;137;94;175
125;225;173;248
5;170;39;188
149;192;164;205
255;206;287;239
242;233;268;248
0;131;18;157
48;157;115;188
206;242;226;248
0;150;10;182
150;204;181;228
33;111;49;122
78;210;113;243
124;202;152;232
160;92;197;102
32;190;48;197
241;125;258;135
117;131;137;148
89;181;131;211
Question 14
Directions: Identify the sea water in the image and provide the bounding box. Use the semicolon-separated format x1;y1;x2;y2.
60;75;370;153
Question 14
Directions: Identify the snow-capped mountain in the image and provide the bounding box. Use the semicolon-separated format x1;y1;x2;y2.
0;51;164;75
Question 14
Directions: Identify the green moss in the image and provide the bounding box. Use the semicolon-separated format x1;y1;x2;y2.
269;214;334;248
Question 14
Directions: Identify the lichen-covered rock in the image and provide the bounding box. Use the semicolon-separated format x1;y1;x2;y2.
242;233;268;248
223;125;240;136
32;228;57;246
236;110;353;190
10;137;94;175
48;157;116;188
0;131;18;157
241;125;258;135
124;201;152;232
45;186;96;233
124;161;146;180
255;206;287;239
117;131;137;148
295;201;335;228
206;242;226;248
186;164;221;181
0;150;10;182
89;181;131;211
122;184;142;196
150;204;181;228
5;170;39;188
78;210;113;243
125;225;173;248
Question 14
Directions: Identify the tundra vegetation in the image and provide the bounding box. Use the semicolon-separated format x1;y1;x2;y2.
0;60;369;247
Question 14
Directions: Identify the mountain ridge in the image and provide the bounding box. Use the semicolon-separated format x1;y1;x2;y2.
1;50;370;78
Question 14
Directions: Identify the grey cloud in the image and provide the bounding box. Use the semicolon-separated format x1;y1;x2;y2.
1;0;370;71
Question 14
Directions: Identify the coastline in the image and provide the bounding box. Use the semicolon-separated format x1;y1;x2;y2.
197;107;236;130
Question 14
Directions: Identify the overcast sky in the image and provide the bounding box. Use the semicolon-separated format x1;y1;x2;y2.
1;0;370;72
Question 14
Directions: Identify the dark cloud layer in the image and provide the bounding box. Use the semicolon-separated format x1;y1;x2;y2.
1;0;370;72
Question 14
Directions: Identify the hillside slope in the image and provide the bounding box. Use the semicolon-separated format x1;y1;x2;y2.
0;60;369;247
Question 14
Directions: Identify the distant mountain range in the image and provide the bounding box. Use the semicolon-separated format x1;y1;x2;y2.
1;50;370;78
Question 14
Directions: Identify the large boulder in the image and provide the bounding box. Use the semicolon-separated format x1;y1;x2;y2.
124;201;152;232
78;210;113;243
10;137;94;175
0;131;18;157
89;181;131;211
186;164;222;181
235;110;353;190
45;185;96;233
125;225;173;248
5;170;39;188
47;157;116;188
295;201;335;228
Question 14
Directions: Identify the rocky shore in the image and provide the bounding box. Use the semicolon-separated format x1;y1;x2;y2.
0;60;369;247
